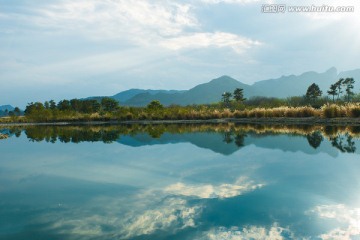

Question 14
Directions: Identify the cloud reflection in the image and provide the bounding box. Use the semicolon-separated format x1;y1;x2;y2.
38;193;201;239
309;204;360;239
165;177;264;199
32;177;263;239
199;223;294;240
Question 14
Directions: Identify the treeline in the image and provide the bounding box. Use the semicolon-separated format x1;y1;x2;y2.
220;78;357;109
23;97;120;121
0;107;22;117
2;76;360;123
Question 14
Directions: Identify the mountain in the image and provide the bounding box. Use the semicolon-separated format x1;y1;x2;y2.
338;68;360;89
88;67;359;106
252;67;338;98
0;105;15;117
0;105;14;111
123;76;255;106
112;89;184;103
88;89;185;104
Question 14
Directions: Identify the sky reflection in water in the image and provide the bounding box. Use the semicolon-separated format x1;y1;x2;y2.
1;124;360;239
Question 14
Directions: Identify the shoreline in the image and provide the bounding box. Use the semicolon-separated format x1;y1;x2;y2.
1;117;360;127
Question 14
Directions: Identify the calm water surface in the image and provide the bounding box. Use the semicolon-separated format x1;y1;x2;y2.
1;124;360;239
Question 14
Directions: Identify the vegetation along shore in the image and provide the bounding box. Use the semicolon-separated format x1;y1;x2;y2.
2;77;360;124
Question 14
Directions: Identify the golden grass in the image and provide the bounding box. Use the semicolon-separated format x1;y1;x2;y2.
5;104;360;123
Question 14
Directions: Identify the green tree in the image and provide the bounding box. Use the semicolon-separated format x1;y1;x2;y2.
306;83;322;102
14;107;21;116
8;111;15;117
343;77;355;102
335;78;344;100
101;97;119;112
25;102;45;115
44;101;50;109
233;88;246;102
221;92;232;104
327;84;337;102
57;100;71;111
147;100;163;110
49;100;57;110
70;99;82;112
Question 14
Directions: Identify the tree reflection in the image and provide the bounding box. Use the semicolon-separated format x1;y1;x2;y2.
0;124;358;153
223;132;233;144
234;133;247;147
306;131;323;149
330;133;356;153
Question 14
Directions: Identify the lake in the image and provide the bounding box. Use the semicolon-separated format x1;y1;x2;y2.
1;123;360;239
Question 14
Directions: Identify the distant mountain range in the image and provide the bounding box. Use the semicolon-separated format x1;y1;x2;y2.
87;67;360;107
0;105;14;111
0;105;15;117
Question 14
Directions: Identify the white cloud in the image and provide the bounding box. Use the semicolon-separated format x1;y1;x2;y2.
308;204;360;239
161;32;261;53
165;177;264;199
1;0;260;54
26;0;199;41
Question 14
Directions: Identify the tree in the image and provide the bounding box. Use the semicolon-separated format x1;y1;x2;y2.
44;101;50;109
327;84;337;102
70;99;82;112
306;83;322;102
101;97;119;112
343;77;355;102
25;102;45;115
49;100;57;110
8;111;15;117
57;100;71;111
14;107;21;116
233;88;246;102
147;100;163;110
221;92;232;104
335;78;344;100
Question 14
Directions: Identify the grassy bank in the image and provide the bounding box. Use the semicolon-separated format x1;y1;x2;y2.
3;103;360;123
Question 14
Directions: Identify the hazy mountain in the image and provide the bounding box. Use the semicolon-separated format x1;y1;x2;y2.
0;105;14;111
338;68;360;89
123;76;255;106
178;75;255;105
0;105;15;117
252;67;338;98
87;67;359;106
112;89;185;103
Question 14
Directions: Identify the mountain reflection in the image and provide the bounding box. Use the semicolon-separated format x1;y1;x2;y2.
2;123;360;155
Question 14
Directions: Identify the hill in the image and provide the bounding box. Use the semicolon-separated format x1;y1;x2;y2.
0;105;15;117
123;76;254;106
0;105;14;111
88;67;359;106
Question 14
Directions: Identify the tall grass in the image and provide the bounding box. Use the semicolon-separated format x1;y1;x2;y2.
5;104;360;123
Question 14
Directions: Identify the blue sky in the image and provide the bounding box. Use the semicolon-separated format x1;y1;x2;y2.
1;0;360;107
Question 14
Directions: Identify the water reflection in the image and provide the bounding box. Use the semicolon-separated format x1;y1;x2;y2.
2;124;360;239
2;124;360;155
306;131;323;149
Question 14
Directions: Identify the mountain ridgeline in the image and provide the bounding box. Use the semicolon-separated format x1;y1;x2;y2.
90;67;360;106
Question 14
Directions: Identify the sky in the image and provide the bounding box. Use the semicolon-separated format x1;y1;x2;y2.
1;0;360;108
